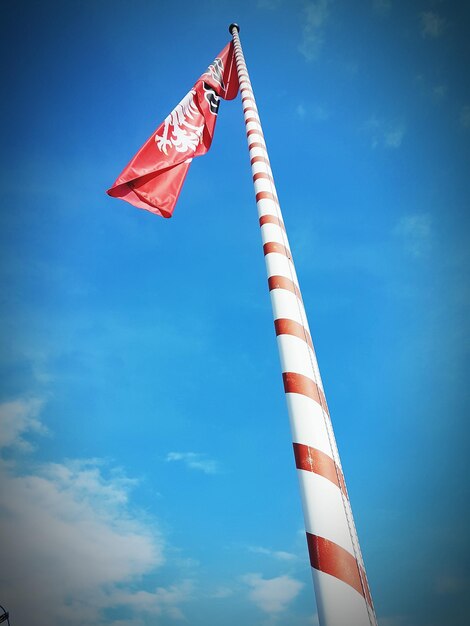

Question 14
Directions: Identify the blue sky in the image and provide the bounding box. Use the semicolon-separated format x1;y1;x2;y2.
0;1;469;625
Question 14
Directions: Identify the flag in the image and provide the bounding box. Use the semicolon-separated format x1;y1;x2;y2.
107;42;239;217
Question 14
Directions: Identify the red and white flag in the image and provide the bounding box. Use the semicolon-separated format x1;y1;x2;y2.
107;42;239;217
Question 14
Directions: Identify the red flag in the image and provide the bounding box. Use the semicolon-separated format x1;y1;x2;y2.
107;42;239;218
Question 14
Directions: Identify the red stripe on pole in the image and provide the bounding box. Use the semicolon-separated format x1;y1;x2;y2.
259;214;286;232
244;106;257;115
293;442;347;496
274;318;313;349
245;117;259;124
251;156;268;165
253;172;274;183
268;276;302;301
247;128;261;138
306;533;366;599
283;372;328;414
263;241;290;258
249;142;266;151
256;191;278;204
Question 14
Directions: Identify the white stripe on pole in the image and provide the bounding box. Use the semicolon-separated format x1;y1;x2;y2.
229;23;378;626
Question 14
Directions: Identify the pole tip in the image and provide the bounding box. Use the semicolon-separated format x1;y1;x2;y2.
229;23;240;34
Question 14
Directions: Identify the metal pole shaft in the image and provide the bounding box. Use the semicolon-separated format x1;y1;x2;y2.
229;23;377;626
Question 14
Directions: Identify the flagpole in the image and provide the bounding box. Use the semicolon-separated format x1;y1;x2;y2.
229;24;378;626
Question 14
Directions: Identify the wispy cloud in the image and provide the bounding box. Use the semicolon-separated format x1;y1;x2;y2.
435;573;470;595
415;74;448;102
363;117;405;149
394;214;432;258
384;126;405;148
242;573;304;614
372;0;392;16
166;451;219;474
249;545;297;561
460;105;470;129
296;102;330;121
257;0;283;9
107;581;193;620
298;0;331;62
0;400;191;625
420;11;446;38
210;586;233;598
433;84;447;100
0;398;47;450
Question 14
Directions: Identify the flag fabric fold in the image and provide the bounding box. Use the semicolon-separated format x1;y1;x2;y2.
107;41;239;217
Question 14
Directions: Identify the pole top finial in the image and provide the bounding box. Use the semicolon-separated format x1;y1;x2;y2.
229;23;240;34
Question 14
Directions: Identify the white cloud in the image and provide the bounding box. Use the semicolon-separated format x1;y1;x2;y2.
298;0;331;62
242;573;304;614
249;545;297;561
394;214;432;258
166;451;219;474
0;400;191;625
108;581;193;620
420;11;446;38
0;398;47;450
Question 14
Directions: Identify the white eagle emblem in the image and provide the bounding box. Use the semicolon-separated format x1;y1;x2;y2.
155;56;225;156
155;89;204;155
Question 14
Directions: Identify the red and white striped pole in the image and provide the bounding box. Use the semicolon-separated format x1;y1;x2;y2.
229;24;378;626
